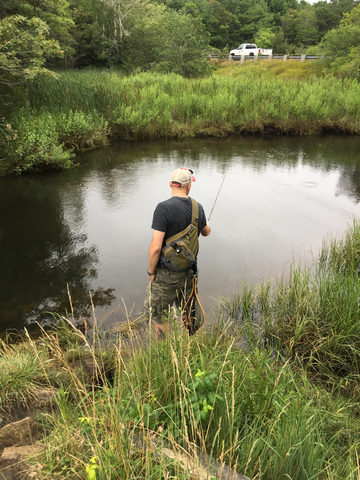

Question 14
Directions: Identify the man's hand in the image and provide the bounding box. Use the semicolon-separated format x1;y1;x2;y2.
149;273;156;283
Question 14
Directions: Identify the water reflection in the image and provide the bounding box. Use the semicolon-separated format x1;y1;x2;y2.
0;175;115;332
1;135;360;333
336;166;360;204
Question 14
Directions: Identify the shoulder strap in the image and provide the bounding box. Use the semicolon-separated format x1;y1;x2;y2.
190;197;199;227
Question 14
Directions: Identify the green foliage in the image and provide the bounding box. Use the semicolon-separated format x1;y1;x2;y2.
154;9;211;78
29;69;360;135
281;4;319;47
314;0;358;37
254;27;276;48
183;369;217;423
266;0;298;24
84;0;162;68
320;3;360;79
3;110;74;173
22;317;360;479
85;456;99;480
0;0;75;61
2;106;110;173
272;27;293;54
229;0;274;47
0;0;357;72
4;65;360;174
119;4;166;73
0;339;53;407
0;15;63;125
0;15;62;87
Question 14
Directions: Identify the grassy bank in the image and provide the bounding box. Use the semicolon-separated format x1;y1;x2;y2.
1;62;360;174
1;221;360;479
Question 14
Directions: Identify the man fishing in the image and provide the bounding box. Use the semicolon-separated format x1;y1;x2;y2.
144;167;211;336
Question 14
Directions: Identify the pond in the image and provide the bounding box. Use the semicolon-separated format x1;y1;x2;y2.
1;135;360;333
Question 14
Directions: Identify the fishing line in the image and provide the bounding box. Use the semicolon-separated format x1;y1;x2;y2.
208;170;227;222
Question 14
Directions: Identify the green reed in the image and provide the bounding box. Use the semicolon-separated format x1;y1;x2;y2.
219;219;360;384
3;69;360;172
14;314;358;480
29;70;360;135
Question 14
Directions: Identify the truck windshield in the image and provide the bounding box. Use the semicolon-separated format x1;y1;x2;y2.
238;45;244;49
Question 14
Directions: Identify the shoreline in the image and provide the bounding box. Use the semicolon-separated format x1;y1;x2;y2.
1;125;358;179
2;68;360;176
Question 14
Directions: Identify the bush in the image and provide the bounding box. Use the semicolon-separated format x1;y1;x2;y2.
3;109;74;174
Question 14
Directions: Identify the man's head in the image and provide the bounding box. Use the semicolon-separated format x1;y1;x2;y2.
170;168;196;194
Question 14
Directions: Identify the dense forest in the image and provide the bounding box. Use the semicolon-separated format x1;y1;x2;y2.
1;0;360;81
1;0;360;174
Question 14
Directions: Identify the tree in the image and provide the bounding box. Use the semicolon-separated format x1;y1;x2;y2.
265;0;298;25
154;9;211;77
0;15;62;87
0;15;62;131
254;27;275;48
281;3;319;47
119;3;166;71
320;3;360;79
228;0;274;47
88;0;159;66
314;0;359;38
272;27;292;54
0;0;75;61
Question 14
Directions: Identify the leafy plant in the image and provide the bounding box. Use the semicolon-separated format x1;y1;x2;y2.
177;368;220;423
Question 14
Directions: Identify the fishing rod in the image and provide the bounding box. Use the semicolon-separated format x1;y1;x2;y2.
208;170;227;222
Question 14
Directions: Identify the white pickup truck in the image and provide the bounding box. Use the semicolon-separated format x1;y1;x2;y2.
229;43;273;56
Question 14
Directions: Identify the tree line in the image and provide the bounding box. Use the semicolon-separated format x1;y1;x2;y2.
0;0;360;102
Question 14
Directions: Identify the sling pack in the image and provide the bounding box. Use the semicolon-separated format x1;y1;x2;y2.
160;198;199;273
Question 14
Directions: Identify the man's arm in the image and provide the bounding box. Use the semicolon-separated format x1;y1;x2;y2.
200;223;211;237
148;229;166;282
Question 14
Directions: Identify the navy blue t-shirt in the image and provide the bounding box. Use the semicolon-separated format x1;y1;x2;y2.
151;197;207;267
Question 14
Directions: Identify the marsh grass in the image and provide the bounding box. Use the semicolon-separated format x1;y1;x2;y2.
3;66;360;173
0;338;54;408
5;310;357;479
213;58;327;81
28;70;360;138
219;219;360;387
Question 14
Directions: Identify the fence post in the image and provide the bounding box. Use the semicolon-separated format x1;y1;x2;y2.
241;54;245;64
283;55;288;62
228;54;232;63
301;54;306;62
268;54;273;61
254;54;258;62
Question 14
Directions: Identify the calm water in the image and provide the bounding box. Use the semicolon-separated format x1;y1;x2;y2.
2;135;360;333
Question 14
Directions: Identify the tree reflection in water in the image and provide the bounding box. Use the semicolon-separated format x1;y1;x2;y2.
0;175;116;333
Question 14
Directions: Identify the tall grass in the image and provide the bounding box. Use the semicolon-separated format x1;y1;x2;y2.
14;315;358;480
219;219;360;385
3;67;360;173
28;70;360;136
